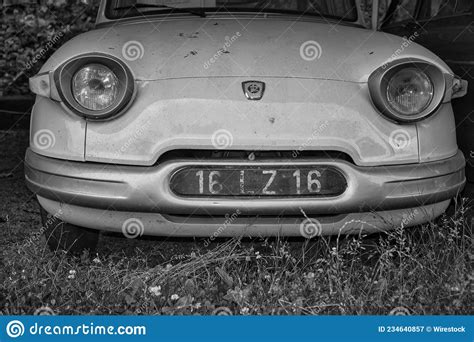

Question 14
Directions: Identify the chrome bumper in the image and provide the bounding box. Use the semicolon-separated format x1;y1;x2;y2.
24;149;466;216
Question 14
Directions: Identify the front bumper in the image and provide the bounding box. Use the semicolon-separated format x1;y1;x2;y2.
25;148;466;216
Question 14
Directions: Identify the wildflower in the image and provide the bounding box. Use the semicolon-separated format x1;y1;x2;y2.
255;251;262;260
92;257;101;264
171;294;180;301
149;286;162;297
269;283;282;294
306;272;315;279
67;270;76;279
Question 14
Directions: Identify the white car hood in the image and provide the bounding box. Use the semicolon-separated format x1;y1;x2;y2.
41;17;450;82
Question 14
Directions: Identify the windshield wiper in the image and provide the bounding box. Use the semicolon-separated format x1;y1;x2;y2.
114;3;206;18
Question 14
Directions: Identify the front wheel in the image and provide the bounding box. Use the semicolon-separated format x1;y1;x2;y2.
40;207;100;254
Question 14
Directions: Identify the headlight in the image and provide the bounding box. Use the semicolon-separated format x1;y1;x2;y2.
72;64;119;111
386;68;433;116
54;54;134;120
368;59;446;123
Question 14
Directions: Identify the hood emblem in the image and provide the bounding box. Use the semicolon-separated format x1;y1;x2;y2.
242;81;265;100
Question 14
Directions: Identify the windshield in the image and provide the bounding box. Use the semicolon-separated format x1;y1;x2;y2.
105;0;358;21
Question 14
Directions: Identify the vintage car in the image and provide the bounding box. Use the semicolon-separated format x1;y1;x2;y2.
380;0;474;183
26;0;467;252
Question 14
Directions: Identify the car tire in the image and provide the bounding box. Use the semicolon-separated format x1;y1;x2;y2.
40;207;99;254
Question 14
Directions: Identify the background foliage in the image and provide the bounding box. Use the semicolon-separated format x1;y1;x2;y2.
1;0;100;96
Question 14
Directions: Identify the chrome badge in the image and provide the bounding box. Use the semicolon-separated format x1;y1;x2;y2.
242;81;265;100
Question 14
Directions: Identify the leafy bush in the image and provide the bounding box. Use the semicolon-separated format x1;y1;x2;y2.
1;0;99;96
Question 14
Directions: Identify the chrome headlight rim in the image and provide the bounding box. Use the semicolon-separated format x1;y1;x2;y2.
368;58;446;123
54;53;134;120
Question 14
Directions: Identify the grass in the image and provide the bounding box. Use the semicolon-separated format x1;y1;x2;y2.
0;199;471;316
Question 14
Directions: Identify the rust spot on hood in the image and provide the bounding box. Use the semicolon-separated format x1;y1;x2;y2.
184;50;198;58
179;32;199;38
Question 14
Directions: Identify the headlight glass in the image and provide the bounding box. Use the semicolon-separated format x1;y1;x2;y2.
72;64;119;111
386;67;434;116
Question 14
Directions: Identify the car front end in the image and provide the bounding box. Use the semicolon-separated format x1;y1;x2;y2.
25;0;466;241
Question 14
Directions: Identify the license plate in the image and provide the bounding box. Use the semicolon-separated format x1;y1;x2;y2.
170;166;347;197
